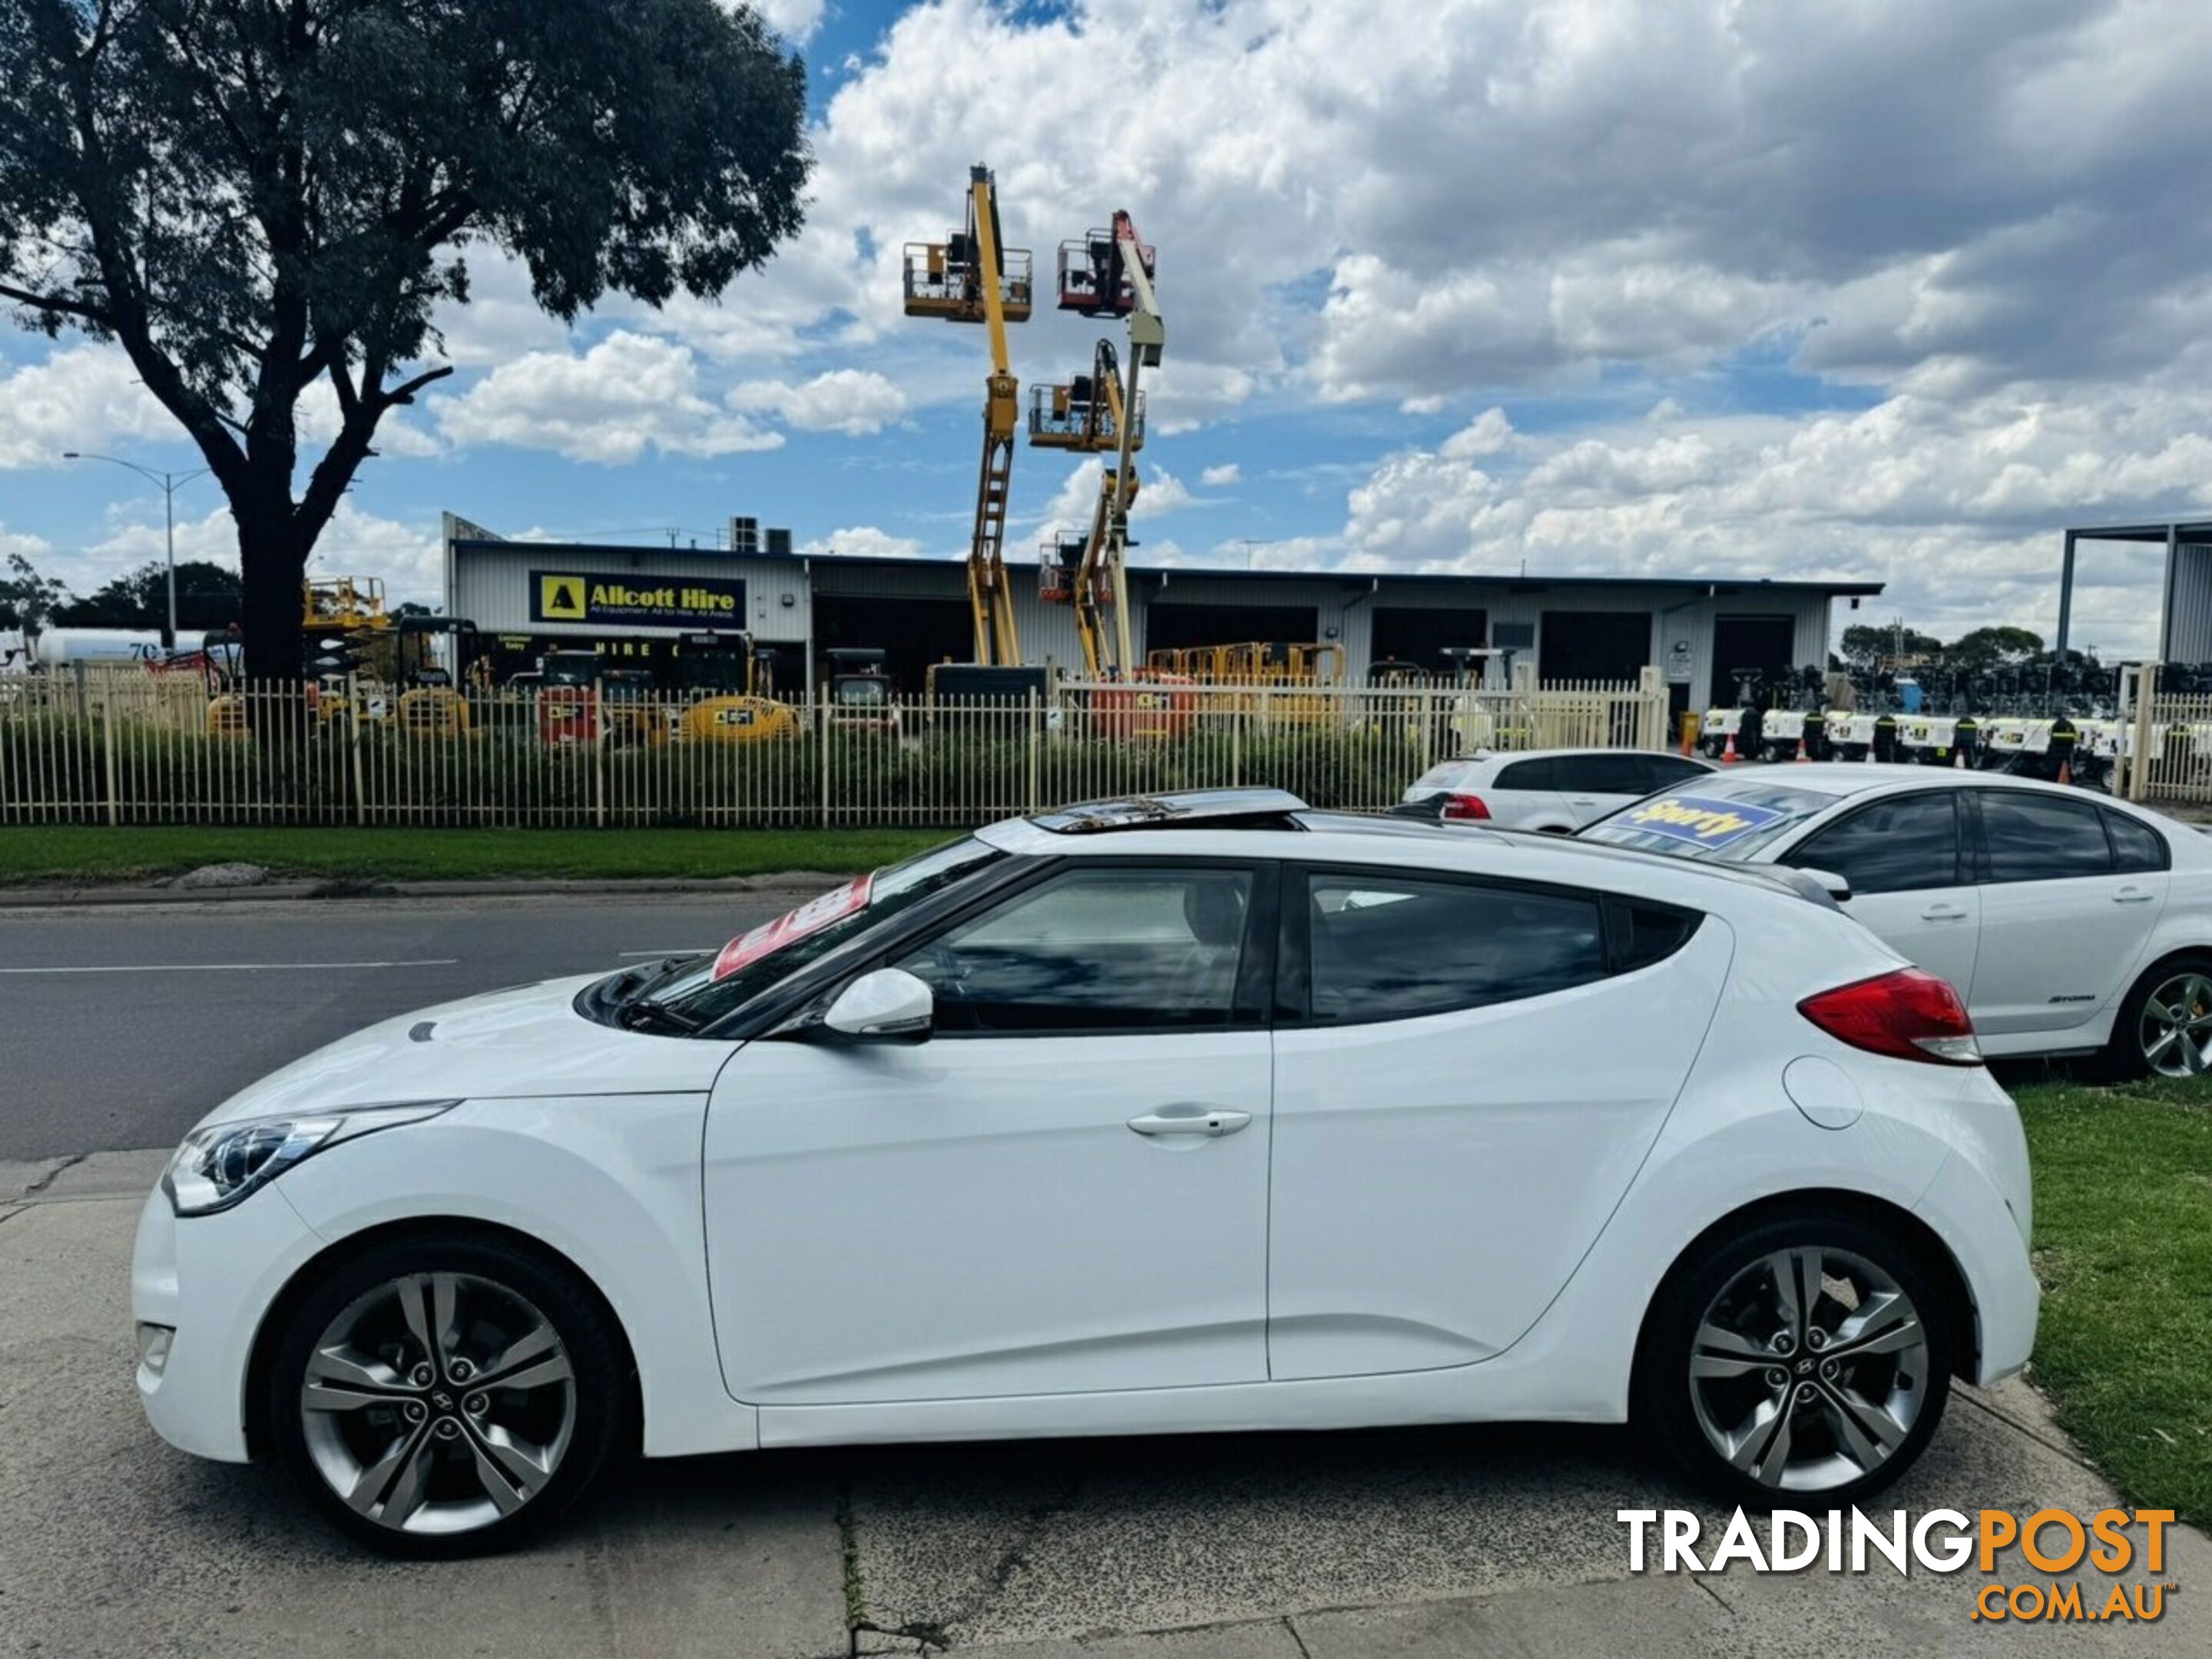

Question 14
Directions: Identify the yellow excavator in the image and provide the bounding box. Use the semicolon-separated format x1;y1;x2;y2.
903;166;1031;669
1032;210;1164;682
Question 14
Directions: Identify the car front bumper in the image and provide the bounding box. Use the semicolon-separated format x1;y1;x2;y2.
131;1181;325;1463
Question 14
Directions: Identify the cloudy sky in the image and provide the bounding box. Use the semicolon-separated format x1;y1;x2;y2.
5;0;2210;657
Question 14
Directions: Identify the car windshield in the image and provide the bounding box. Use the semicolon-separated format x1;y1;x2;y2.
630;835;1008;1027
1578;777;1836;863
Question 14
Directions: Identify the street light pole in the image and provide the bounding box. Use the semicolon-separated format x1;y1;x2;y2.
60;452;214;649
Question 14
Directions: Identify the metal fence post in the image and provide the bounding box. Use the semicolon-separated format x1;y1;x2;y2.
2131;662;2157;804
818;700;831;828
100;684;118;826
1025;687;1041;813
593;679;608;830
346;674;367;825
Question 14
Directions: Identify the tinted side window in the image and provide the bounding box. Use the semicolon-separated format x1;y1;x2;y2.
1303;873;1605;1023
1636;754;1710;793
1612;901;1703;972
2104;810;2170;874
1566;754;1652;795
899;866;1254;1033
1980;793;2114;882
1493;757;1558;791
1786;793;1959;895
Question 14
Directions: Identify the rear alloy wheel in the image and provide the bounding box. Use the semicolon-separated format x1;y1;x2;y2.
2131;966;2212;1079
1643;1214;1952;1508
270;1234;628;1556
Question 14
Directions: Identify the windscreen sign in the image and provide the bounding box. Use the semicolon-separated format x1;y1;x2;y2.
710;875;873;981
1615;793;1786;849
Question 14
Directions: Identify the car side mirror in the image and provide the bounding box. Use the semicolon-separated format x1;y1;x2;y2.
819;968;935;1043
1798;866;1853;903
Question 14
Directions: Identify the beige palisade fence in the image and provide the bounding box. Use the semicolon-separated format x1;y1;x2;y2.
1;664;1669;829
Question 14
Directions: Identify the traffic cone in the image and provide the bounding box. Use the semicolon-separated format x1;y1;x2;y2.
2057;756;2072;786
1794;734;1810;763
1722;730;1740;764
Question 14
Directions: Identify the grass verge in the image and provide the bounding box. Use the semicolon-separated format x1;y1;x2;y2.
0;825;957;886
2014;1075;2210;1524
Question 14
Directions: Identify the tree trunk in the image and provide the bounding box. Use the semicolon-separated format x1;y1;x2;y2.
237;502;306;685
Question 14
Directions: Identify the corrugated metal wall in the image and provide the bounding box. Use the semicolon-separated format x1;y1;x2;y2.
2162;545;2212;663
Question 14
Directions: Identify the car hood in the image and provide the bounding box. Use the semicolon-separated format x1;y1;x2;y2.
199;973;736;1128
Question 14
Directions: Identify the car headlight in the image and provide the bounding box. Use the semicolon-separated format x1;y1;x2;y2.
162;1101;458;1217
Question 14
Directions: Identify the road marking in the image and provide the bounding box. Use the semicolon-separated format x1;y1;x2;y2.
0;959;461;975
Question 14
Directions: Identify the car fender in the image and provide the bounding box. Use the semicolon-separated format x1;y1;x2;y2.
1483;1058;1971;1420
267;1094;757;1459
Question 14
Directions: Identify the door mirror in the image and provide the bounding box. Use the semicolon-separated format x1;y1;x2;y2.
820;968;935;1043
1796;866;1853;903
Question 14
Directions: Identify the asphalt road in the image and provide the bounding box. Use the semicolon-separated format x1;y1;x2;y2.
0;891;810;1161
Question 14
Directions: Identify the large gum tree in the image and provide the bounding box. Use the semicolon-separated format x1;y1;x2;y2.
0;0;809;678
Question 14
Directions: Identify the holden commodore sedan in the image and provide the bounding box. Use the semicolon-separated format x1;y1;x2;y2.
135;790;2035;1555
1579;764;2212;1076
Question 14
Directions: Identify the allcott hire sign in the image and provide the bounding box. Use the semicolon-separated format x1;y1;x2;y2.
530;571;747;628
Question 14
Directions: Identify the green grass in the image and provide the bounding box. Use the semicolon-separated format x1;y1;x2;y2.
2014;1075;2211;1525
0;824;956;886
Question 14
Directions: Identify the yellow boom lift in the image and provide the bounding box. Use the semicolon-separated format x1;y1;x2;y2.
1032;212;1163;679
903;166;1032;667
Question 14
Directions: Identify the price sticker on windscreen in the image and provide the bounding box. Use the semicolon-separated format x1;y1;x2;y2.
711;875;873;981
1618;794;1785;848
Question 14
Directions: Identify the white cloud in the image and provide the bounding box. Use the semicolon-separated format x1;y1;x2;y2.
1200;462;1241;487
730;369;909;434
44;501;444;611
1440;407;1518;460
1036;460;1198;541
0;346;175;469
745;0;824;45
433;332;783;463
799;525;926;560
1283;382;2212;657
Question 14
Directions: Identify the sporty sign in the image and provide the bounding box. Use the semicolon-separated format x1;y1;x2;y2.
134;792;2037;1556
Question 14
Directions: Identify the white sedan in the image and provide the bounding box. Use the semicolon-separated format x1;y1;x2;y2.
134;790;2035;1555
1581;765;2212;1074
1398;747;1717;831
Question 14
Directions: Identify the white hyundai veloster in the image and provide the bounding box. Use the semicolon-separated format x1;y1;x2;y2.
134;790;2037;1555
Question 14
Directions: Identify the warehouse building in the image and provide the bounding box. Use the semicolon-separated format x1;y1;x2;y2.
442;513;1881;715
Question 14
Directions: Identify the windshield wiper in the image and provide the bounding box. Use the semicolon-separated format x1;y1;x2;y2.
621;997;701;1035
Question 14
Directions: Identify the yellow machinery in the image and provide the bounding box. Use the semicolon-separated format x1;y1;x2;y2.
1031;210;1164;681
671;631;797;745
904;166;1031;667
393;617;478;737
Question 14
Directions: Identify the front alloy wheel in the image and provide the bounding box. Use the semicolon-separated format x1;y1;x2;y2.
300;1273;576;1535
271;1234;628;1555
1643;1214;1952;1508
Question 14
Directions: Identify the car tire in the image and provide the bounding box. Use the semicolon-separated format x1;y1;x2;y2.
268;1230;632;1558
2102;954;2212;1082
1637;1209;1953;1512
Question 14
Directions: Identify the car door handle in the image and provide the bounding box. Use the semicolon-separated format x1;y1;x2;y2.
2113;888;2157;904
1568;796;1598;806
1126;1109;1252;1138
1920;903;1970;921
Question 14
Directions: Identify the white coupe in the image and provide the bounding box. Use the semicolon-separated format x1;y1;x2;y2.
134;790;2036;1554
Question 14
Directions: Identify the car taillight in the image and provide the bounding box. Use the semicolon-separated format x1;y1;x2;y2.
1798;968;1982;1066
1441;792;1490;821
